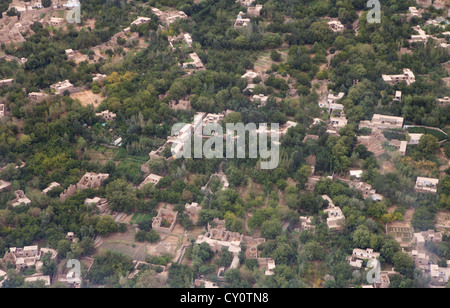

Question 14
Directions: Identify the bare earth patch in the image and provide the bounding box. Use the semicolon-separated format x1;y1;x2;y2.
380;159;396;174
404;208;415;221
98;225;149;261
436;210;450;234
71;90;105;109
254;49;287;73
88;148;117;165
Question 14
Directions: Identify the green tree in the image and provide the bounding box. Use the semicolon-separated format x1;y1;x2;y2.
261;220;282;239
169;81;187;101
168;263;193;288
42;0;52;8
352;225;372;249
381;239;401;264
96;215;118;236
224;268;251;288
135;269;165;288
270;50;282;62
303;241;325;261
135;230;148;242
393;252;415;278
417;134;439;158
147;230;160;243
219;247;233;268
57;240;71;259
106;179;138;213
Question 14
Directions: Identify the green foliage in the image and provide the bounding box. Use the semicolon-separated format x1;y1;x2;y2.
218;247;233;268
88;251;134;286
96;215;119;236
392;252;415;279
303;241;326;261
106;179;138;212
261;220;282;240
42;0;52;8
168;263;193;288
417;134;440;159
412;206;437;231
0;0;448;290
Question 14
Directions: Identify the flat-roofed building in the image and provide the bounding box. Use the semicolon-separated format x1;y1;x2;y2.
164;11;188;25
151;7;163;17
299;216;315;231
169;98;191;111
414;177;439;194
279;121;297;138
370;114;404;129
374;273;391;288
77;172;109;190
234;12;251;28
66;232;75;242
151;7;188;26
329;116;348;129
95;110;116;121
194;279;219;288
438;97;450;107
93;74;107;83
410;250;430;270
85;197;109;213
0;269;6;286
49;17;65;27
183;53;204;69
347;181;383;201
11;190;31;207
319;93;345;113
131;16;151;26
352;248;380;260
257;258;276;275
202;113;225;127
348;257;363;268
241;70;259;82
196;219;265;257
0;180;12;192
50;80;74;95
247;4;262;16
328;19;345;32
389;139;407;156
414;229;442;250
63;0;81;8
65;49;75;60
382;68;415;85
28;92;49;102
185;202;200;215
409;26;430;43
183;33;193;47
42;182;61;195
251;94;269;106
430;263;450;286
238;0;255;6
0;79;13;87
327;92;345;104
408;133;423;145
349;170;363;180
5;246;41;270
408;7;421;17
322;195;345;230
24;275;51;286
139;173;163;189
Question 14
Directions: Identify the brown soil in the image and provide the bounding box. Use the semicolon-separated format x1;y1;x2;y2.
70;90;105;109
